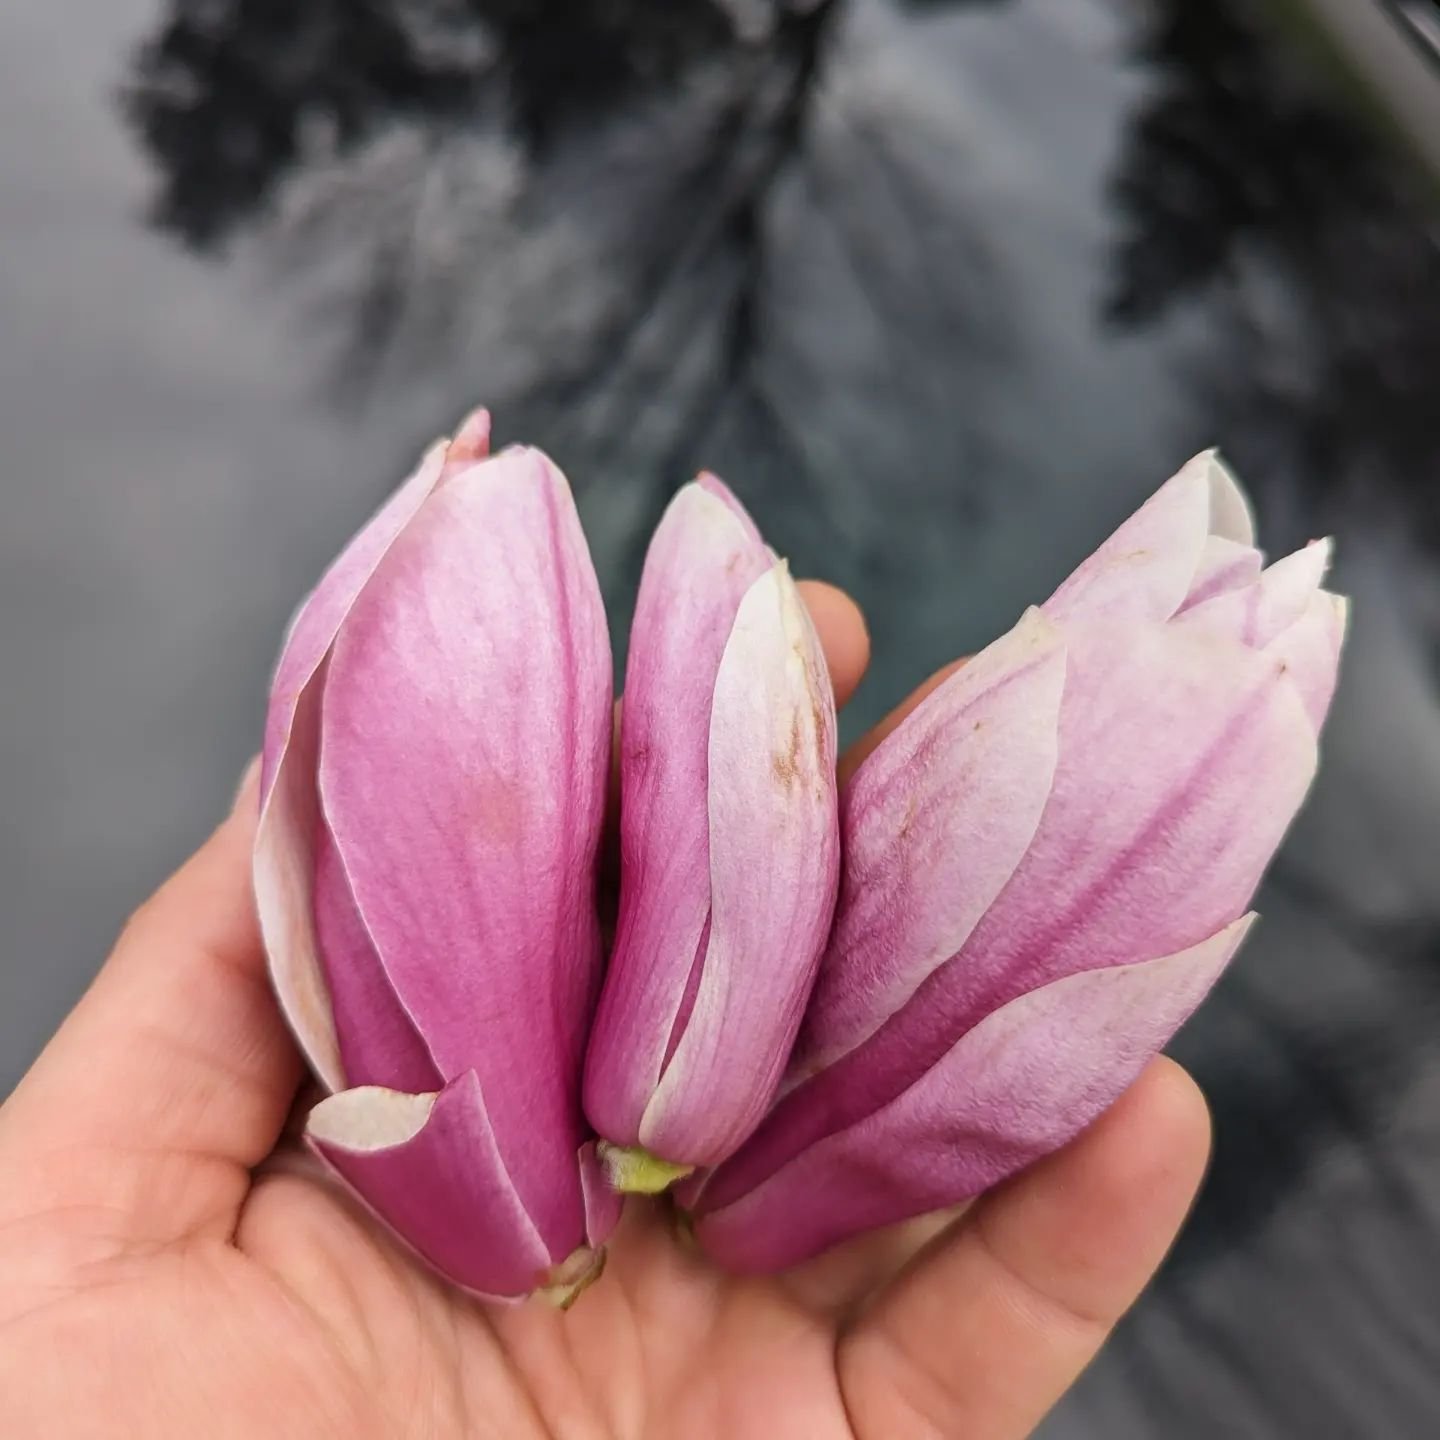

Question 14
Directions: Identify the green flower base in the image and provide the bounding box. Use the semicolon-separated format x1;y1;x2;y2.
597;1141;695;1195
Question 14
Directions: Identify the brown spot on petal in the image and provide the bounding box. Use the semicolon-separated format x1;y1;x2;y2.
773;709;804;789
897;791;919;841
798;643;829;764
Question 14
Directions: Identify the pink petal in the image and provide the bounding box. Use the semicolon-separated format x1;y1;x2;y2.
1267;591;1349;734
1044;452;1236;626
260;441;448;805
1048;455;1215;624
874;618;1315;1073
697;470;766;547
795;608;1066;1073
578;1140;624;1249
307;1074;555;1300
696;917;1251;1273
253;681;345;1089
317;447;611;1257
1178;535;1264;612
636;559;840;1167
255;413;490;1090
261;410;489;803
1178;538;1333;649
313;825;441;1092
584;481;773;1147
1206;454;1257;546
442;407;492;475
255;444;450;1089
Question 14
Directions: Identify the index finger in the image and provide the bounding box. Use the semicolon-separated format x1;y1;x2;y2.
839;657;968;786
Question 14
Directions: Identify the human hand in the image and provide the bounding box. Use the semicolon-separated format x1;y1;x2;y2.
0;582;1210;1439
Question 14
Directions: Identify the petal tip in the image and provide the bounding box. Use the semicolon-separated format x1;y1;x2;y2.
1201;450;1257;547
440;407;492;476
306;1086;438;1152
1331;591;1352;634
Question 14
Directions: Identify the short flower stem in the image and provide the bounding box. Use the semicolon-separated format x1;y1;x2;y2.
537;1245;607;1310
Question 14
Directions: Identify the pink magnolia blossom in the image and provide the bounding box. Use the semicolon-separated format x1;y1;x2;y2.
254;411;619;1304
689;453;1347;1273
583;476;840;1189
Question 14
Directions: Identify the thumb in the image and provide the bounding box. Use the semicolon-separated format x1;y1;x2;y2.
0;763;303;1245
837;1059;1211;1440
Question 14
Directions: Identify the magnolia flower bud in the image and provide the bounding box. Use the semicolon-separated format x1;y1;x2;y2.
690;453;1346;1272
584;477;840;1189
254;412;619;1303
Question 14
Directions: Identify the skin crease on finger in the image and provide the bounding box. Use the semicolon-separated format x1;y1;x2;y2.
0;583;1211;1440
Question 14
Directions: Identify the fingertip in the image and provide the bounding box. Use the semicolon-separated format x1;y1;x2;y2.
839;656;968;786
837;1060;1213;1439
973;1056;1212;1330
796;579;870;710
1132;1055;1213;1186
1064;1055;1213;1227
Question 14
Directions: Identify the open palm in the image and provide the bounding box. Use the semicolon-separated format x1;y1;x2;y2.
0;586;1209;1439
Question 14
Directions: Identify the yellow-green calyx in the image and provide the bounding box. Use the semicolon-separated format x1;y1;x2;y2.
597;1141;695;1195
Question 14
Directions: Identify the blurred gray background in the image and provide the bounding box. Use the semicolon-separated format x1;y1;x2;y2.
4;0;1440;1433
